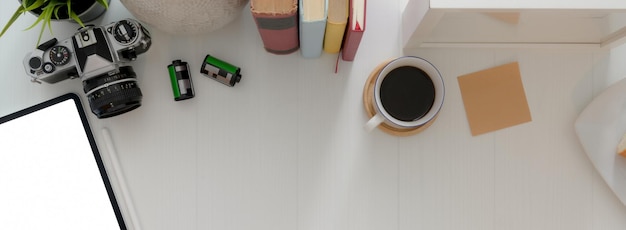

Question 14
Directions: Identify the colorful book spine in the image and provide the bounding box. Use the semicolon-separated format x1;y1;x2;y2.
299;0;328;58
341;0;366;61
323;0;348;53
251;6;299;54
323;21;347;53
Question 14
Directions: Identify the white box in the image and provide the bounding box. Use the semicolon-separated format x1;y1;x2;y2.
402;0;626;48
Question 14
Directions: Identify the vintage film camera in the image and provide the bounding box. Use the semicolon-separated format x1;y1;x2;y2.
23;18;151;118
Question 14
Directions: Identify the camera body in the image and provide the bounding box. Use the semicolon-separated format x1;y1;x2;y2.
24;18;151;83
23;19;152;118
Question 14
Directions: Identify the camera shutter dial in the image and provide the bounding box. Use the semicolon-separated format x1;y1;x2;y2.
49;46;71;66
112;20;138;45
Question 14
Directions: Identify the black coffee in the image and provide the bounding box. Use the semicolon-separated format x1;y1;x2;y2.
380;66;435;122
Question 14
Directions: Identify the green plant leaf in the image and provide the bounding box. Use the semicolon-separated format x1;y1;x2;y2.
21;0;34;9
45;5;56;35
25;0;60;45
23;0;46;12
66;0;71;18
36;17;46;46
5;0;106;45
0;6;26;38
96;0;109;9
53;5;61;20
69;10;85;28
47;0;65;9
25;9;47;30
42;0;65;32
51;1;64;20
65;0;86;27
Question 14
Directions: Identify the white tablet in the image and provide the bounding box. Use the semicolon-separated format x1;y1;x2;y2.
0;93;128;229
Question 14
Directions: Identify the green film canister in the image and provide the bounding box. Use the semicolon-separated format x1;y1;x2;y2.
200;54;242;87
168;60;195;101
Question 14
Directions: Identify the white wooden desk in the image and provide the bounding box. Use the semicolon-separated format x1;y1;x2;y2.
1;0;625;229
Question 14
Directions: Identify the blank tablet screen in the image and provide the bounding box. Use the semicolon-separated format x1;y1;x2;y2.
0;94;126;229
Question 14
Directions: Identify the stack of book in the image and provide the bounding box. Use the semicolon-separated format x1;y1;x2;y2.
250;0;366;61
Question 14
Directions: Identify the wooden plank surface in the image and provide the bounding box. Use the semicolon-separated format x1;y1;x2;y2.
0;0;625;230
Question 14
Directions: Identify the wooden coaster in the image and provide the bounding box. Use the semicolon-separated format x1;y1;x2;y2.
362;60;438;136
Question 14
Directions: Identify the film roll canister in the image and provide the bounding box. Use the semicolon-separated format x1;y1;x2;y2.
200;54;242;87
168;60;195;101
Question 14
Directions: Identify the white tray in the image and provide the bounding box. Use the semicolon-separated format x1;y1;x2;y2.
575;78;626;205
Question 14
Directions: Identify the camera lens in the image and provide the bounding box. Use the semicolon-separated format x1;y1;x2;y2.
83;66;143;118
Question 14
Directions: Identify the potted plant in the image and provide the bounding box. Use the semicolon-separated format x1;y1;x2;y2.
1;0;110;46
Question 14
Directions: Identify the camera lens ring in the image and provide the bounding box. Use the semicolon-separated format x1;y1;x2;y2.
88;86;143;118
83;66;136;93
83;66;143;118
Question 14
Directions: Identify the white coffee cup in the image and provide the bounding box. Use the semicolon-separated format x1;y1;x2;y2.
365;56;445;131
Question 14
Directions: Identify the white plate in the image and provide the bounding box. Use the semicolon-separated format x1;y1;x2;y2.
575;78;626;206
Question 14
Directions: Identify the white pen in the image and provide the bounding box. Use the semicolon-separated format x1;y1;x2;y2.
102;128;142;230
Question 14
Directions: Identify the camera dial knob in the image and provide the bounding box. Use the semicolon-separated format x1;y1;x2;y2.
49;46;71;66
29;57;42;69
43;63;55;74
121;49;137;60
113;20;138;45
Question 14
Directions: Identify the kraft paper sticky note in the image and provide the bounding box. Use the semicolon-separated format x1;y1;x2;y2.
457;62;532;136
